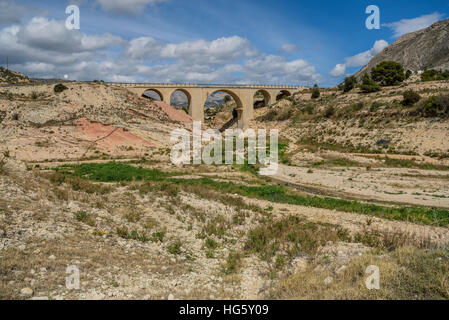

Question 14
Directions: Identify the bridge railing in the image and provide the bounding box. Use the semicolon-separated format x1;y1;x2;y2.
107;82;303;89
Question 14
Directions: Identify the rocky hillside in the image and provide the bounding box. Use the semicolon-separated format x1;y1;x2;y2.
0;67;30;85
355;18;449;78
0;82;191;163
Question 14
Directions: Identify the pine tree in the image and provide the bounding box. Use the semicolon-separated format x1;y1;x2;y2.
311;84;320;99
360;73;381;93
371;61;405;86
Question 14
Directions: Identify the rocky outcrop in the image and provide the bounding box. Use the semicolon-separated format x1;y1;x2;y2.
355;18;449;78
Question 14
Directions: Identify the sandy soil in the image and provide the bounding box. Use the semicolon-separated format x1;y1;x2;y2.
273;164;449;208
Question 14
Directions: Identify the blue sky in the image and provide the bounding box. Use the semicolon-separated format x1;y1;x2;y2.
0;0;447;86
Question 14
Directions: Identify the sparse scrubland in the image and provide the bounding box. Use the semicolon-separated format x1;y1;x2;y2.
1;71;449;300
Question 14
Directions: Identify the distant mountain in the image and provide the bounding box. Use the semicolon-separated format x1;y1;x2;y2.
355;18;449;79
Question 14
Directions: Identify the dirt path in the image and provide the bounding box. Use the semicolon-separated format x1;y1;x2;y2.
270;164;449;209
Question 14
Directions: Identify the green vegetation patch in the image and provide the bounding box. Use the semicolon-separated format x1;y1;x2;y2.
56;162;180;182
421;69;449;82
56;162;449;227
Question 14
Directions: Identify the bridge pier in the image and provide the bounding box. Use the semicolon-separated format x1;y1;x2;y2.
188;89;204;123
240;90;254;129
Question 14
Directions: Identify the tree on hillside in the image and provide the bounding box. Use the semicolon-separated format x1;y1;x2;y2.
405;70;413;79
360;73;381;93
343;76;357;93
224;95;232;103
421;69;449;81
311;84;320;99
371;61;405;86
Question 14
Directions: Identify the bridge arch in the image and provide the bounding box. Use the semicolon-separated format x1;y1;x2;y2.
142;88;164;101
169;88;191;112
204;89;243;110
276;89;292;101
253;89;271;109
203;89;244;130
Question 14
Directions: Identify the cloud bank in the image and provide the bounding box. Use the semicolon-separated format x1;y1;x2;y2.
0;14;322;84
382;12;444;38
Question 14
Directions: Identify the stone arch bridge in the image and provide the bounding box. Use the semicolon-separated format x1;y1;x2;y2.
111;83;304;128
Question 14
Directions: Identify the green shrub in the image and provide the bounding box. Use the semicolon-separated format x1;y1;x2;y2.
74;211;95;226
244;216;350;260
205;237;219;249
416;94;449;117
421;69;449;82
311;84;320;99
360;73;381;93
351;102;364;112
402;90;421;106
167;240;182;255
371;61;405;86
222;252;242;274
54;84;68;93
343;76;357;93
405;70;412;79
116;226;150;242
370;101;383;112
324;105;335;118
301;105;314;115
259;109;278;121
151;231;165;242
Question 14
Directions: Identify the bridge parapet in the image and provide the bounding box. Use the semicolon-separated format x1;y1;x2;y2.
108;82;303;90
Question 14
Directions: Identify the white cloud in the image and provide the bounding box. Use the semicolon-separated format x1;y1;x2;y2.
344;40;388;67
383;12;444;38
329;40;388;77
0;16;129;80
17;17;126;53
125;37;165;60
126;36;258;65
280;44;300;53
329;64;346;77
96;0;166;15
